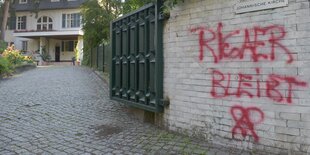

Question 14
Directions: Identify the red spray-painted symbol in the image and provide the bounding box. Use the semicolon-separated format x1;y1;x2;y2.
230;105;264;142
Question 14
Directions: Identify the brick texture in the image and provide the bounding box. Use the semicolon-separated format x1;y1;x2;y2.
161;0;310;153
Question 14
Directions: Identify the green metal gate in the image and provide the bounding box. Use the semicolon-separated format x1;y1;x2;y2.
91;47;97;69
97;45;104;71
89;44;106;71
110;2;164;112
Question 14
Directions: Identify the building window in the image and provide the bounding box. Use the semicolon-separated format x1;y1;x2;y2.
17;16;26;30
19;0;27;4
22;41;28;51
62;13;81;28
61;40;77;52
51;0;59;2
37;16;53;31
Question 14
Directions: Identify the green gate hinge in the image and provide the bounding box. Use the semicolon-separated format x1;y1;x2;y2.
160;99;170;107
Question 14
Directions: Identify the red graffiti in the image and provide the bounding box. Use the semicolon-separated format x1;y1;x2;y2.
191;23;308;143
190;23;293;64
211;68;307;104
230;105;264;142
190;27;216;62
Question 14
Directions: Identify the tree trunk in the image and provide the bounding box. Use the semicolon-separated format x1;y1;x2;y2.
1;0;10;40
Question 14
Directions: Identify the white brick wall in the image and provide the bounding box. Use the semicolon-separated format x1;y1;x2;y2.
161;0;310;153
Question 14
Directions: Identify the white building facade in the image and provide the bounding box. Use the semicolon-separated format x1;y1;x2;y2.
5;0;85;62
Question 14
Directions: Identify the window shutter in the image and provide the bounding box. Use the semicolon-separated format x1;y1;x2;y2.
8;17;16;30
62;14;66;28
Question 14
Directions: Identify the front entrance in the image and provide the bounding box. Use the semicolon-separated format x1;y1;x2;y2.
55;46;60;62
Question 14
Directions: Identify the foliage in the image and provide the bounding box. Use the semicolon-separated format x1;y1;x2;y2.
0;40;7;54
40;53;51;62
81;47;91;66
162;0;184;15
122;0;185;18
0;44;35;77
81;0;152;66
2;46;24;65
163;0;184;9
1;45;35;68
122;0;154;14
40;47;51;62
75;46;79;62
23;56;34;64
81;0;184;66
81;0;121;65
0;57;12;76
81;0;120;47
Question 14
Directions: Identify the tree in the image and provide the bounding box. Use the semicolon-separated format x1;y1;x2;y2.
81;0;182;66
81;0;122;47
122;0;154;14
0;0;42;41
81;0;155;65
81;0;122;65
1;0;10;40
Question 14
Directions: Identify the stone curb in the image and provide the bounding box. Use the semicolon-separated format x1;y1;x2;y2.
14;63;37;74
92;69;110;85
0;63;36;80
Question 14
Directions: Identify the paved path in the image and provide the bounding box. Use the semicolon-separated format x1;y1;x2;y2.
0;66;249;155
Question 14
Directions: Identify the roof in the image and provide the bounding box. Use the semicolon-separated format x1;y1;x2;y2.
12;0;85;12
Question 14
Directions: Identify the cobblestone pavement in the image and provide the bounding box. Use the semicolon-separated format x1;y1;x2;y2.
0;66;252;155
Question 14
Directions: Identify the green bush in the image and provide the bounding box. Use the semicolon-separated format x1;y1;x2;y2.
0;57;12;76
39;46;51;62
0;45;36;77
0;40;7;54
23;56;34;64
2;45;34;66
40;52;51;62
2;47;24;65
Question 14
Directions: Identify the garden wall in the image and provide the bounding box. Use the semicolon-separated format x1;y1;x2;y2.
161;0;310;153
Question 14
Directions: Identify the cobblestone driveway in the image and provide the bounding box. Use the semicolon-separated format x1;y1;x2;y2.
0;66;249;155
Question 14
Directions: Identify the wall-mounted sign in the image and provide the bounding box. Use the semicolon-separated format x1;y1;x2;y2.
234;0;288;14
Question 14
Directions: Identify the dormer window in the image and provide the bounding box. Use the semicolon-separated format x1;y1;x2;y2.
37;16;53;31
19;0;27;4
